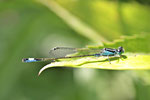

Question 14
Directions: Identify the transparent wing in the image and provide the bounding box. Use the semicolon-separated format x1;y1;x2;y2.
49;47;102;58
49;47;77;58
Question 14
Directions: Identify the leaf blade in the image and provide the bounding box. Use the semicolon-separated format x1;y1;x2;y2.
38;55;150;75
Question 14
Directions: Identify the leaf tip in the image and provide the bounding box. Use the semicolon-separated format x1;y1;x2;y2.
38;63;51;75
38;72;41;76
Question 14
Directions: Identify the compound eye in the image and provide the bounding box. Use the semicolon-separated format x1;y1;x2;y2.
118;46;124;52
119;46;122;50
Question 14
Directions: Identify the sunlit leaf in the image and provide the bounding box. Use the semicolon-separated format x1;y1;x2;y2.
39;54;150;75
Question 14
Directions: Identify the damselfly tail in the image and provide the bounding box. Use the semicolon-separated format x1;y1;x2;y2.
22;58;45;63
22;54;95;63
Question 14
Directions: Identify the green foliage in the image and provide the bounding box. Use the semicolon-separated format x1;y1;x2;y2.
0;0;150;100
37;0;150;76
39;55;150;75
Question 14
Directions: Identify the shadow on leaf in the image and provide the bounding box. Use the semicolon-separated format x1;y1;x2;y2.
77;55;127;66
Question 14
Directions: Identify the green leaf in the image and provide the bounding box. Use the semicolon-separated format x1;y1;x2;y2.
36;0;150;76
38;54;150;75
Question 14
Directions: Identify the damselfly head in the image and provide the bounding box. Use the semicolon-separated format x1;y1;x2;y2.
118;46;124;55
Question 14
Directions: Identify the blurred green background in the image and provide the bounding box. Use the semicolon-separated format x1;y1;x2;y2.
0;0;150;100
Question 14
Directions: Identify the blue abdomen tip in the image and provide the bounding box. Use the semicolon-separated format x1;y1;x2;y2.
23;58;40;63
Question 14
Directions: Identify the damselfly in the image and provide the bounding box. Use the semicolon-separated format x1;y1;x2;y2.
22;46;124;64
